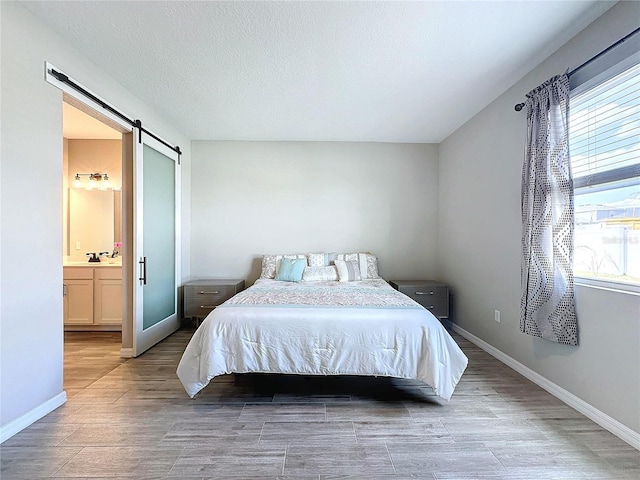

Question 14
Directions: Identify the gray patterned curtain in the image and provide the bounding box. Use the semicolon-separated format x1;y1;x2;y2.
521;73;578;346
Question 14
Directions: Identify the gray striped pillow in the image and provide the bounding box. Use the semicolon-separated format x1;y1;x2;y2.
335;260;361;282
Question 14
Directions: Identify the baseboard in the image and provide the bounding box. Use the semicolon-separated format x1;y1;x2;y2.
120;347;134;358
0;391;67;444
451;324;640;450
64;325;122;332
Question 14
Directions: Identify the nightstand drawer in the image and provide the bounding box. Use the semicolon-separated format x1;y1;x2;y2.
389;280;450;319
184;287;237;318
415;296;449;318
184;301;219;318
182;279;245;322
184;285;237;303
398;285;447;301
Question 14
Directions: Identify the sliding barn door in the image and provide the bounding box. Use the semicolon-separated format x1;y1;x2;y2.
132;128;181;356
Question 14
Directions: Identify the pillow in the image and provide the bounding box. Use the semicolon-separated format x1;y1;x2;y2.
308;253;326;267
308;252;338;267
335;253;379;279
260;254;307;279
275;254;307;276
302;265;339;282
364;253;380;279
275;257;307;282
335;260;362;282
260;254;278;279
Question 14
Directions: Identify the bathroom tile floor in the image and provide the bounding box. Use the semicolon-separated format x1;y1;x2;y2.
1;328;638;479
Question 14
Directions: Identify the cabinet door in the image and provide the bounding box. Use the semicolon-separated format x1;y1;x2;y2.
94;279;123;325
64;279;94;324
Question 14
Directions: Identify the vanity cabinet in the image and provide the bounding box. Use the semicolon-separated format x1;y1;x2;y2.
63;268;94;325
94;268;123;325
64;266;122;330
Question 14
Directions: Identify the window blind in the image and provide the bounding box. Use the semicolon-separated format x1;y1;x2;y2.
569;62;640;189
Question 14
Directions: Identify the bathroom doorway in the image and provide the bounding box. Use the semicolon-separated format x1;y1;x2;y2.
62;98;127;359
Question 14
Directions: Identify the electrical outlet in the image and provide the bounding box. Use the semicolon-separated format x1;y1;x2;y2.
75;241;81;250
494;310;501;323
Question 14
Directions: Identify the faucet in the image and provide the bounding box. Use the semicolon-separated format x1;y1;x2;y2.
111;242;122;258
86;252;109;263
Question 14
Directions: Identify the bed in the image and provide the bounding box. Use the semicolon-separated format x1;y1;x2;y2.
177;253;468;401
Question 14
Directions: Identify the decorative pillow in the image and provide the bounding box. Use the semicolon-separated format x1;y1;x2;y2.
260;254;278;279
308;253;325;267
335;260;362;282
307;252;338;267
275;257;306;282
302;265;339;282
364;253;380;279
260;254;307;279
275;254;307;276
335;252;380;279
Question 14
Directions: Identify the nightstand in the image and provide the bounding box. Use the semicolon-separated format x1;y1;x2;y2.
389;280;449;320
183;279;245;326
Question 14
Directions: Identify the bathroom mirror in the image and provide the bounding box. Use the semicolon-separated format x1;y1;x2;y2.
67;189;121;256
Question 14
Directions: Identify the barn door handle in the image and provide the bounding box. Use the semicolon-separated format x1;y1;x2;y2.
139;256;147;285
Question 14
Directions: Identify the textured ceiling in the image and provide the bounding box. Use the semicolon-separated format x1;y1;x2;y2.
21;1;614;143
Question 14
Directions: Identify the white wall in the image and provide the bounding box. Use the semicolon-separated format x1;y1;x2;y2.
67;139;123;190
438;1;640;436
191;141;438;284
0;2;191;437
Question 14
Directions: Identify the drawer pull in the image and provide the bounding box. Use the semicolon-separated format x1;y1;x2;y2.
415;291;434;295
200;305;217;309
199;291;219;295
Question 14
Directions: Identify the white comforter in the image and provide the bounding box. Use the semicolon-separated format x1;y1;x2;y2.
177;279;468;400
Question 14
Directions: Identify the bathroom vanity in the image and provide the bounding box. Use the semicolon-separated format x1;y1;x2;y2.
63;261;122;330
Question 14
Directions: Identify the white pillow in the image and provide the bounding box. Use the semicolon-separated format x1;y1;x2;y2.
308;252;338;267
302;265;339;281
335;253;380;279
335;260;361;282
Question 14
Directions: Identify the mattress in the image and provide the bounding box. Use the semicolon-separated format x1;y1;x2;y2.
177;278;468;400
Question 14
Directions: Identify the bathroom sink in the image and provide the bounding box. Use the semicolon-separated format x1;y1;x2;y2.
64;259;122;266
103;260;122;265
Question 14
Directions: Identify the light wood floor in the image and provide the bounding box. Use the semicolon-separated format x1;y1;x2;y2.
1;328;638;479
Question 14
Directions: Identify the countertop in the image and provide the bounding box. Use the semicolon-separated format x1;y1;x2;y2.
63;257;122;267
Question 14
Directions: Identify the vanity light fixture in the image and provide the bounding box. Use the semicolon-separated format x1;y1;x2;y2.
73;173;111;190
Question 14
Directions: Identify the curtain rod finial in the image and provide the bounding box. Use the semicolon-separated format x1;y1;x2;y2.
515;102;525;112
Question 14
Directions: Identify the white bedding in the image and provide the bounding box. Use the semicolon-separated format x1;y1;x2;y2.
177;279;468;401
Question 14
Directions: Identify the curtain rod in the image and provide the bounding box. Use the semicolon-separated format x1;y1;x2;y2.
49;68;182;159
514;26;640;112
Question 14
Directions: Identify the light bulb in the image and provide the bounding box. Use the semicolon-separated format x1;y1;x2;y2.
73;174;82;188
102;174;110;189
88;178;96;190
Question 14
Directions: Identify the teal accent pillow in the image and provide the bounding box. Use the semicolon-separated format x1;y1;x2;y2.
275;257;306;282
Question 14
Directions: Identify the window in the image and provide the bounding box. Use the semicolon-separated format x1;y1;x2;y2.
569;55;640;287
